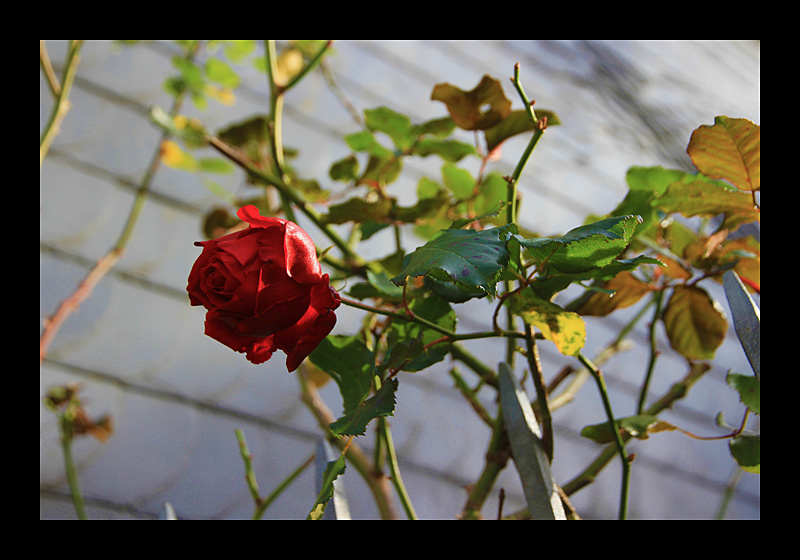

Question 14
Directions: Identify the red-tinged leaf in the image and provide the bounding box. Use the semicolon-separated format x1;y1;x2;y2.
687;116;760;192
663;285;728;361
573;271;656;317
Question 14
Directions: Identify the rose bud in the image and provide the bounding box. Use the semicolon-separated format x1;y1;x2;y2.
187;205;340;371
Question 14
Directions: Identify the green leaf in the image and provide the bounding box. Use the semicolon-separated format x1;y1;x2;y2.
386;293;456;372
626;165;686;195
198;157;235;174
663;285;728;361
431;75;512;131
508;289;586;356
519;215;643;274
441;162;474;200
729;434;760;473
307;455;347;520
329;155;359;182
364;107;414;152
329;378;398;437
391;225;514;297
322;197;393;225
411;116;455;137
535;255;663;302
411;138;477;162
726;372;760;414
347;269;404;302
424;275;486;303
307;335;374;413
687;116;760;192
205;57;240;89
581;414;679;444
344;131;394;159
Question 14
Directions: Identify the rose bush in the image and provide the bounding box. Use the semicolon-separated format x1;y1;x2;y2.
187;205;340;371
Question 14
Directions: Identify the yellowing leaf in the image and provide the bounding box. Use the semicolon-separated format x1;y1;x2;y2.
663;285;728;361
509;290;586;356
203;84;235;106
687;116;760;192
160;140;198;171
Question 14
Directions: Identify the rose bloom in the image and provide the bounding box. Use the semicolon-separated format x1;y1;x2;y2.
187;205;340;371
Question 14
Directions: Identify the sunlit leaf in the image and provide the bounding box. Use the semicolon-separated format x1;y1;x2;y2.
656;173;760;229
431;75;512;130
687;116;760;192
663;285;728;361
519;215;643;274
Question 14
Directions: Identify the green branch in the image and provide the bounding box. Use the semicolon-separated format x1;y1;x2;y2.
577;353;631;520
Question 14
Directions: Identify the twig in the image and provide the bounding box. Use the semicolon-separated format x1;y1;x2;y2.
40;43;197;363
40;40;84;167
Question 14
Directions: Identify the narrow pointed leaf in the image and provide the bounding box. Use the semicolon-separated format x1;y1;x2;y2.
308;449;347;520
312;439;350;520
723;270;760;376
499;363;566;520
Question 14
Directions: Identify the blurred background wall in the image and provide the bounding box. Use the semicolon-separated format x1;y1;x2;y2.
40;40;760;519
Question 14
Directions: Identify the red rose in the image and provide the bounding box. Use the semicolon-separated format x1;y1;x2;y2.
187;205;340;371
